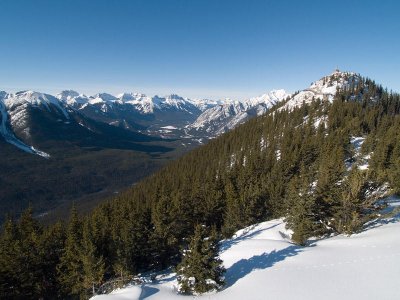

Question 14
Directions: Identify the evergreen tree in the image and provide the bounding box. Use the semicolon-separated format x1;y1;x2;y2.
222;178;242;237
81;218;105;297
176;225;225;294
334;169;369;234
285;173;323;246
57;205;84;296
13;207;44;297
0;216;19;297
39;221;65;298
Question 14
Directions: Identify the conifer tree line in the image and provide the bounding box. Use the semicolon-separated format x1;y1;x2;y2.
1;75;400;298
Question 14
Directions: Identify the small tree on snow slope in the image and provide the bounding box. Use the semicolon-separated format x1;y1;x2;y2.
176;224;225;294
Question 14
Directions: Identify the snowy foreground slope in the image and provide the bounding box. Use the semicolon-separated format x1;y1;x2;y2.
92;201;400;300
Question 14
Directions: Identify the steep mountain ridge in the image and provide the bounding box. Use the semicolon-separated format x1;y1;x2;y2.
187;89;289;136
281;70;360;110
56;91;205;137
1;94;50;158
0;91;74;157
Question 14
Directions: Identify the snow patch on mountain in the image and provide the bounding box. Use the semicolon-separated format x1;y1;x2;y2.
128;94;155;113
57;90;79;101
57;90;89;107
5;91;70;119
152;94;200;115
66;91;203;115
281;70;360;111
189;101;246;134
0;96;50;158
348;136;371;171
116;92;136;102
189;90;289;135
56;89;277;137
189;98;225;112
243;89;288;108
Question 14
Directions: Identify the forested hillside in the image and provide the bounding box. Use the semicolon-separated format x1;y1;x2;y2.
1;74;400;298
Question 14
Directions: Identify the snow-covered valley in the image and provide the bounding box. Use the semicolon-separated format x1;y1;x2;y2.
92;199;400;300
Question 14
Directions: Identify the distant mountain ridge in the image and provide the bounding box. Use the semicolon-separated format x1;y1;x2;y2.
0;88;288;156
187;89;289;136
0;70;361;157
0;90;171;157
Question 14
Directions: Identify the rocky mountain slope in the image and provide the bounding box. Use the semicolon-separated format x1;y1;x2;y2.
187;89;289;136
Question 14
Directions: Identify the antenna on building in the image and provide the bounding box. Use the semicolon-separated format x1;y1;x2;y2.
335;66;340;73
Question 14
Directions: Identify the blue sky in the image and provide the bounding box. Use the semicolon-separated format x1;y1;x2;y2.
0;0;399;100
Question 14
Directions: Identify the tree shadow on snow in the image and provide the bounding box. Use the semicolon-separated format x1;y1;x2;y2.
361;200;400;233
139;285;159;299
220;223;282;253
361;214;400;232
224;245;303;288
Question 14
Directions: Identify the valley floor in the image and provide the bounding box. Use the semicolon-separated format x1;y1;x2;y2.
92;200;400;300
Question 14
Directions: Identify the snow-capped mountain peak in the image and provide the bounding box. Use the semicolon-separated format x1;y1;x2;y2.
89;93;117;104
189;98;226;111
57;90;89;107
6;90;54;106
163;94;195;111
4;91;69;119
282;70;360;110
188;89;288;135
0;90;72;157
244;89;289;108
166;94;184;101
310;70;358;93
116;92;136;102
56;90;80;101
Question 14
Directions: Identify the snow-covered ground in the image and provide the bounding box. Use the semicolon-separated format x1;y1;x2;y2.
92;198;400;300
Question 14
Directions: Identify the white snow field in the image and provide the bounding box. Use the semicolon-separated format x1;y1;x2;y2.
92;199;400;300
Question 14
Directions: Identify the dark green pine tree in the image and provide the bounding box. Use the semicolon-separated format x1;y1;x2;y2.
176;225;225;294
285;172;323;246
14;207;44;298
81;218;105;296
57;204;84;296
334;169;369;234
0;210;66;299
0;216;19;297
222;178;242;237
38;221;66;298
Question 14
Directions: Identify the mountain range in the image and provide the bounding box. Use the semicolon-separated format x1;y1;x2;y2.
0;70;362;220
1;69;358;159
